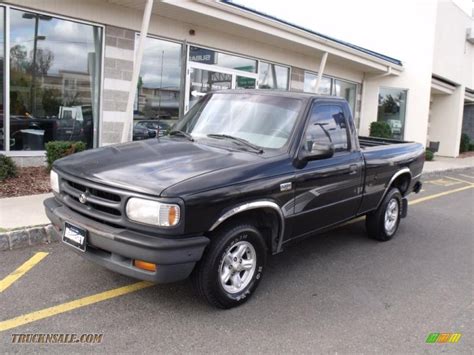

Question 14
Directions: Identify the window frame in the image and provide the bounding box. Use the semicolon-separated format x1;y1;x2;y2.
257;60;290;90
303;71;333;95
299;99;353;156
377;86;409;140
1;4;104;155
133;32;184;127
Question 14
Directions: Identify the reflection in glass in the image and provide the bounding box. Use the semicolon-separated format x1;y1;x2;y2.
189;46;257;73
307;105;348;152
303;72;331;95
134;36;181;141
334;79;356;113
177;93;302;149
9;9;102;150
377;87;407;140
189;68;232;109
236;76;256;89
258;62;289;90
0;7;4;150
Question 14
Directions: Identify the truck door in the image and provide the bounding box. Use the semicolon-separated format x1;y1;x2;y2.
291;102;364;238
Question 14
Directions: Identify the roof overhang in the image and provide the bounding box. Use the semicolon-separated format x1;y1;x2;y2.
465;89;474;102
105;0;403;76
431;77;456;95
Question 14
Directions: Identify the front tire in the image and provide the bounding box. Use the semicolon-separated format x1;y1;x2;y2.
366;188;402;241
192;222;267;309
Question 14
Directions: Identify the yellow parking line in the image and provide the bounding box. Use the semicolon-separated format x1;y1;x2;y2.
0;281;153;332
409;185;473;205
341;184;473;226
0;252;49;293
445;176;474;185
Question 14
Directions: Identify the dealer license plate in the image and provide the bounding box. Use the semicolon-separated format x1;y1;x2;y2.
63;222;87;252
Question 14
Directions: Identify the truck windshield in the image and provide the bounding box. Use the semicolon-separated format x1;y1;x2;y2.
175;93;302;149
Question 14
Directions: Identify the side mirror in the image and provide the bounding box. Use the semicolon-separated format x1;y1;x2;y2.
307;142;335;160
297;141;335;166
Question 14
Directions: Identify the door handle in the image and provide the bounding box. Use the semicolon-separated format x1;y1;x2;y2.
349;164;359;175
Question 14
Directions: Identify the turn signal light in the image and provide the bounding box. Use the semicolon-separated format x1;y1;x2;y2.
133;259;156;272
168;206;179;226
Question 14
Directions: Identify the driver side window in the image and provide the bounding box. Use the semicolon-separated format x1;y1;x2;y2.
304;104;349;153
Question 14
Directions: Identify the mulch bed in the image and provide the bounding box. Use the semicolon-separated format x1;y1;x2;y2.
459;152;474;158
0;167;51;198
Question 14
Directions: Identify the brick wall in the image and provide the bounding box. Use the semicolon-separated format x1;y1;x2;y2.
101;26;136;145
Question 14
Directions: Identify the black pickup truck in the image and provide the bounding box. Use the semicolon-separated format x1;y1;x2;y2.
44;90;424;309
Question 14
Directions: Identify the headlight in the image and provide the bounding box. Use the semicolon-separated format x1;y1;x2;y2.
126;197;180;227
50;170;60;193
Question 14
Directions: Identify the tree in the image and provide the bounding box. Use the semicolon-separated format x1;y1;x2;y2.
10;44;28;71
35;48;54;75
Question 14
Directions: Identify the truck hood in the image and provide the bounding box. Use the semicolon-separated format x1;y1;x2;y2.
54;138;261;196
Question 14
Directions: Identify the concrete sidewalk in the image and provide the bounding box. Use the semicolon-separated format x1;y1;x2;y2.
423;156;474;173
0;193;52;230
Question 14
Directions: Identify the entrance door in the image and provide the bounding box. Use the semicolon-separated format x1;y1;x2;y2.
185;62;258;111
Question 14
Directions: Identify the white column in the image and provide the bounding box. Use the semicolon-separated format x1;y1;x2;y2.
121;0;154;143
429;85;466;157
314;52;328;93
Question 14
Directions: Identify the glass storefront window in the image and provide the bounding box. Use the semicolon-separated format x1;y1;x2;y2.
0;7;4;150
189;68;232;109
303;72;331;95
236;76;256;89
134;36;181;140
334;79;356;113
377;87;407;140
189;46;257;73
9;9;102;151
258;62;289;90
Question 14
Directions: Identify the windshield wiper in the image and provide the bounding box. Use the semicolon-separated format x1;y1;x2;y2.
207;134;264;153
169;130;194;142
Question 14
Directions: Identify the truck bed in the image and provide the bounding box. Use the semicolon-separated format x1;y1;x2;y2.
358;136;410;148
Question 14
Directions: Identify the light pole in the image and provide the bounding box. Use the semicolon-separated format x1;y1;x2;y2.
22;13;51;115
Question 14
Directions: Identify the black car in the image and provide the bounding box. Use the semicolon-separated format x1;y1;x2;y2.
45;91;424;309
132;125;150;141
135;120;171;138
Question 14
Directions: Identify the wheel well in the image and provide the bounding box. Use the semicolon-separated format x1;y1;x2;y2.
390;173;411;196
209;208;281;254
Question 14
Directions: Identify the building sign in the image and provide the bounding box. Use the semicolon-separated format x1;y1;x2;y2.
236;76;256;88
189;47;216;65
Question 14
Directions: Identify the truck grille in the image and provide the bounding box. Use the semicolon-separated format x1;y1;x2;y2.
59;174;125;225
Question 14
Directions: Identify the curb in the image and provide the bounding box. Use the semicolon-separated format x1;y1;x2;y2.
422;166;474;176
0;224;60;251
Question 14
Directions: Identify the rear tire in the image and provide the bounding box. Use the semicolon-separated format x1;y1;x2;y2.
366;188;402;241
191;222;267;309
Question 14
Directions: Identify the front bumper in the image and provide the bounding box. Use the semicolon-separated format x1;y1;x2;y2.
44;197;209;283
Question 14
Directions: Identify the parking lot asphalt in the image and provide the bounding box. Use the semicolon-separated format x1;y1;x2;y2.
1;169;473;353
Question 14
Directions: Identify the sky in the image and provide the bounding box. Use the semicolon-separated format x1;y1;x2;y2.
9;8;99;75
234;0;473;58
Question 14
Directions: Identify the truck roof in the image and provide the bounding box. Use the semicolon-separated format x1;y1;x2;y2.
212;89;347;102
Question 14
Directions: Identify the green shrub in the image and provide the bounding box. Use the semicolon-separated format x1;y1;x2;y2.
369;121;392;139
0;154;18;181
45;141;86;170
425;149;434;161
469;143;474;152
459;133;470;153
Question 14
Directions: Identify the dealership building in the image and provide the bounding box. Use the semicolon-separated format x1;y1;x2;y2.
0;0;472;165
